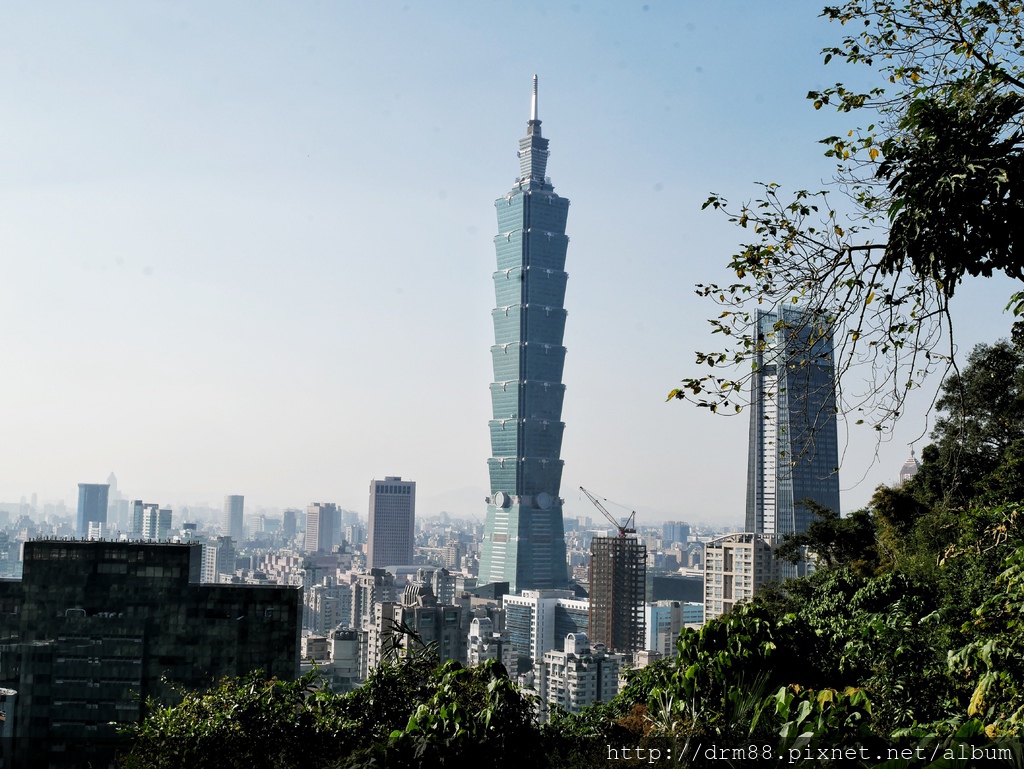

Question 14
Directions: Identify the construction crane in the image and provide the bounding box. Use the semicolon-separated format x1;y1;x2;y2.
579;486;636;537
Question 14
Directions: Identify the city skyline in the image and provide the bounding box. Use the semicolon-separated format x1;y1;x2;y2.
2;3;1018;525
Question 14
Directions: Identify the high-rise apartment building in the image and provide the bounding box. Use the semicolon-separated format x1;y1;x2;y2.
502;589;589;670
304;502;337;554
661;520;690;546
76;483;109;538
745;307;841;535
467;617;516;672
306;577;352;637
367;477;415;568
128;500;170;540
538;633;621;721
201;542;219;583
479;77;570;593
588;535;646;654
704;532;791;622
367;587;467;674
224;494;244;543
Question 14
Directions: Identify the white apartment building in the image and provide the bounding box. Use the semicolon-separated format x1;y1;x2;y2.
306;578;353;637
502;589;589;666
539;633;621;720
467;616;516;673
704;532;794;621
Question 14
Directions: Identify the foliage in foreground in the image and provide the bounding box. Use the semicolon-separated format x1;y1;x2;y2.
120;658;539;769
671;0;1024;433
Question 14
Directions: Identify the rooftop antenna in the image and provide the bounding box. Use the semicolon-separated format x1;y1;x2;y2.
531;74;538;121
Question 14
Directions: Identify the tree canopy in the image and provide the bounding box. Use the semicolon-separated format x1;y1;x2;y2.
121;337;1024;767
670;0;1024;434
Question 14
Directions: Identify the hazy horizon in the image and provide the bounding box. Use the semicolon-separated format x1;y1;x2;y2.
3;2;1016;527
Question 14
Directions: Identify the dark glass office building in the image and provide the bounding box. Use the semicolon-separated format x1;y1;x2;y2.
479;78;569;592
76;482;109;538
745;307;841;534
0;540;300;768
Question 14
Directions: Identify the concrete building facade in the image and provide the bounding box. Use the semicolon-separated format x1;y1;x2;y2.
467;616;515;673
703;532;791;621
538;633;621;720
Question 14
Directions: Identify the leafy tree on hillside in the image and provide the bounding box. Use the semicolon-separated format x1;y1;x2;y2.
912;340;1024;508
670;1;1024;434
775;500;880;575
119;656;541;769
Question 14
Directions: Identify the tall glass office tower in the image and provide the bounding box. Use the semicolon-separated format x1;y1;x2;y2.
478;77;569;592
76;483;110;538
745;307;841;535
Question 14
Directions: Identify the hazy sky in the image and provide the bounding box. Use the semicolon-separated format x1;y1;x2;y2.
2;2;1017;525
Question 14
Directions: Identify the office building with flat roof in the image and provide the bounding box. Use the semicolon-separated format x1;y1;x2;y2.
502;589;588;672
305;502;337;554
367;477;415;568
76;483;109;538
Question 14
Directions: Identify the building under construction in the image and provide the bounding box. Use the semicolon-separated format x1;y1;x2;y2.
581;487;646;655
588;535;646;654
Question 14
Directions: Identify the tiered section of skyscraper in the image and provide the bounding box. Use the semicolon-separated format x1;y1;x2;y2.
478;77;570;592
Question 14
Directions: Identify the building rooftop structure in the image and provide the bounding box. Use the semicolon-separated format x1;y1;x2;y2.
899;450;920;485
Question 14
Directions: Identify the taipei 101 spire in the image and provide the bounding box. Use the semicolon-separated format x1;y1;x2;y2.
531;73;538;121
478;77;570;592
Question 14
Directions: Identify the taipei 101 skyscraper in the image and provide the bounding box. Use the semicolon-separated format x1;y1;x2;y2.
478;77;570;593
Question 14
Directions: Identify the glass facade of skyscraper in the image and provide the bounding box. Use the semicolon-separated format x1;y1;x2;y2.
478;78;570;592
745;306;841;535
76;483;109;538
